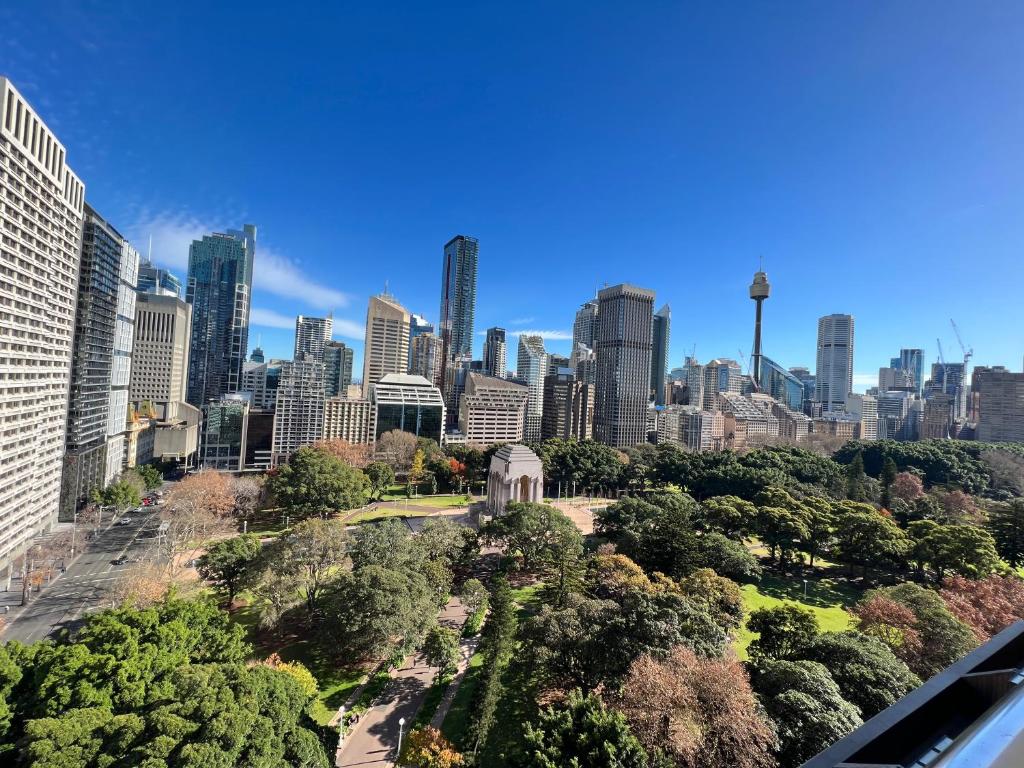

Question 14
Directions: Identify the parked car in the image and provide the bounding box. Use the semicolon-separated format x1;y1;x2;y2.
118;517;132;526
111;556;128;565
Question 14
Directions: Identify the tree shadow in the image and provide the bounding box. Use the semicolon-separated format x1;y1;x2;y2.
756;571;861;609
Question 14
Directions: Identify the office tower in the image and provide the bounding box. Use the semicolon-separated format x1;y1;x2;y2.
890;349;925;396
408;314;434;369
438;235;479;384
362;291;411;397
369;374;445;443
324;341;354;397
106;237;139;482
876;390;917;441
788;366;817;405
185;224;256;406
815;314;855;412
573;298;599;351
542;370;595;440
650;304;671;405
272;359;326;464
572;343;596;385
241;361;271;409
683;357;705;409
410;332;443;387
659;406;725;452
131;293;192;408
749;270;770;385
845;393;879;440
702;358;743;409
0;79;86;567
294;314;333;362
201;395;250;470
61;206;137;519
971;366;1024;443
922;393;954;439
137;258;182;297
250;346;265;363
517;335;548;441
323;397;373;444
928;361;967;419
459;372;528;445
593;284;655;448
878;366;915;393
758;355;804;411
483;327;507;379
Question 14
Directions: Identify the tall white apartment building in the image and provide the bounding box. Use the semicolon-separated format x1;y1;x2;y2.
458;372;528;445
130;293;192;409
0;78;85;574
410;332;443;387
294;314;333;362
362;292;411;397
517;335;548;442
845;392;879;440
272;359;326;464
815;314;855;412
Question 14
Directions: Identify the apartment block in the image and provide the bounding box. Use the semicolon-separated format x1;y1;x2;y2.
542;370;594;440
323;396;373;444
272;359;326;464
458;372;527;445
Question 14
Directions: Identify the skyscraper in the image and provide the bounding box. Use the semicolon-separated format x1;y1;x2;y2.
890;348;925;396
362;291;411;397
702;358;743;409
0;78;86;572
324;341;354;397
815;314;855;412
137;258;182;296
517;334;548;441
131;293;192;409
439;235;478;383
483;327;507;379
61;205;137;519
272;359;326;464
185;225;256;406
410;333;443;386
573;298;599;351
650;304;671;405
971;366;1024;443
542;371;594;440
594;283;655;448
294;314;333;362
408;314;434;369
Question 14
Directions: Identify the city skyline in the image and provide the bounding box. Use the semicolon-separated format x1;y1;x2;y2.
4;5;1023;389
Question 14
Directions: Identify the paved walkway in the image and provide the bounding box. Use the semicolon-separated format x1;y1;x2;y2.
430;632;481;728
336;597;469;768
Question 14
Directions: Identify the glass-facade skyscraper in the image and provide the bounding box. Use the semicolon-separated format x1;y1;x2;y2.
185;225;256;407
137;259;182;297
758;355;804;412
650;304;671;405
890;348;925;396
438;235;478;378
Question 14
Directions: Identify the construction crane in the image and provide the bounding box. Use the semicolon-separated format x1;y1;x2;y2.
950;319;973;368
738;348;759;390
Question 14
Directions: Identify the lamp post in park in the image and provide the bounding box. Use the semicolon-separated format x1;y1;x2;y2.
397;716;406;763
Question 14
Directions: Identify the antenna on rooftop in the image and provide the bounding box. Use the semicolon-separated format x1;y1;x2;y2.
147;234;153;264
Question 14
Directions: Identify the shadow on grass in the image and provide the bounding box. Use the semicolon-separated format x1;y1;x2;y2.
755;571;861;609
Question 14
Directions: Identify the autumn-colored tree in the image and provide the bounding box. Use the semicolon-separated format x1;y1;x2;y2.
448;458;466;493
313;438;371;468
891;472;924;503
587;552;653;599
937;490;981;525
851;593;923;663
377;429;419;472
110;562;180;608
399;726;464;768
231;475;264;519
256;653;319;700
161;471;236;564
617;646;777;768
940;575;1024;641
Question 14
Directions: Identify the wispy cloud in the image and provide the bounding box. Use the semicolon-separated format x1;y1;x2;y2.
852;372;877;389
510;329;573;341
124;209;351;310
332;319;366;340
250;307;295;330
510;316;535;326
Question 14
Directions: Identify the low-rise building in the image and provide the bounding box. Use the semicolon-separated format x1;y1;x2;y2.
370;373;445;443
459;373;528;445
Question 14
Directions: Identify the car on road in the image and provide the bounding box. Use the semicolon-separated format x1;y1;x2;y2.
117;517;132;526
111;556;129;565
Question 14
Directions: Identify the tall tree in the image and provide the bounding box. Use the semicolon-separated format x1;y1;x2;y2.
746;604;820;663
196;533;261;604
523;690;650;768
483;502;581;573
880;457;898;509
266;446;368;519
423;625;461;680
363;461;396;500
399;726;464;768
988;499;1024;567
845;451;869;502
617;646;777;768
939;574;1024;641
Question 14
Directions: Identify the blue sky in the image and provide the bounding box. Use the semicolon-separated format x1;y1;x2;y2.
4;1;1023;389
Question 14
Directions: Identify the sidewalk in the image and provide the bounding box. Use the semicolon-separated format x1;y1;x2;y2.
336;597;469;768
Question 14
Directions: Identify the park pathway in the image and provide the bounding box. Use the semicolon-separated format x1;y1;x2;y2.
336;597;468;768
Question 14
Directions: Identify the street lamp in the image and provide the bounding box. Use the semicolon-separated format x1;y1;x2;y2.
397;716;406;762
803;579;809;598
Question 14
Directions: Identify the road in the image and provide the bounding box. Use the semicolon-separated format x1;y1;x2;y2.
2;505;163;644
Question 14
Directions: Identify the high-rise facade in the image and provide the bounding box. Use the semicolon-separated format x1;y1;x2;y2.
757;355;804;412
362;292;411;397
185;225;256;406
517;334;548;442
542;371;594;440
0;79;86;572
62;205;137;518
572;298;598;351
702;358;743;410
323;397;373;444
324;340;354;397
483;327;507;379
593;284;655;448
294;314;333;362
201;395;250;471
815;314;855;412
137;259;181;297
845;392;879;440
408;314;434;369
438;235;478;382
272;359;326;464
890;349;925;396
370;373;445;443
972;366;1024;443
650;304;671;405
410;332;443;386
130;293;192;409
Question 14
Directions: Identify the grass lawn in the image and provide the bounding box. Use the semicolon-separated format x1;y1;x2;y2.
440;651;484;748
735;572;860;660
